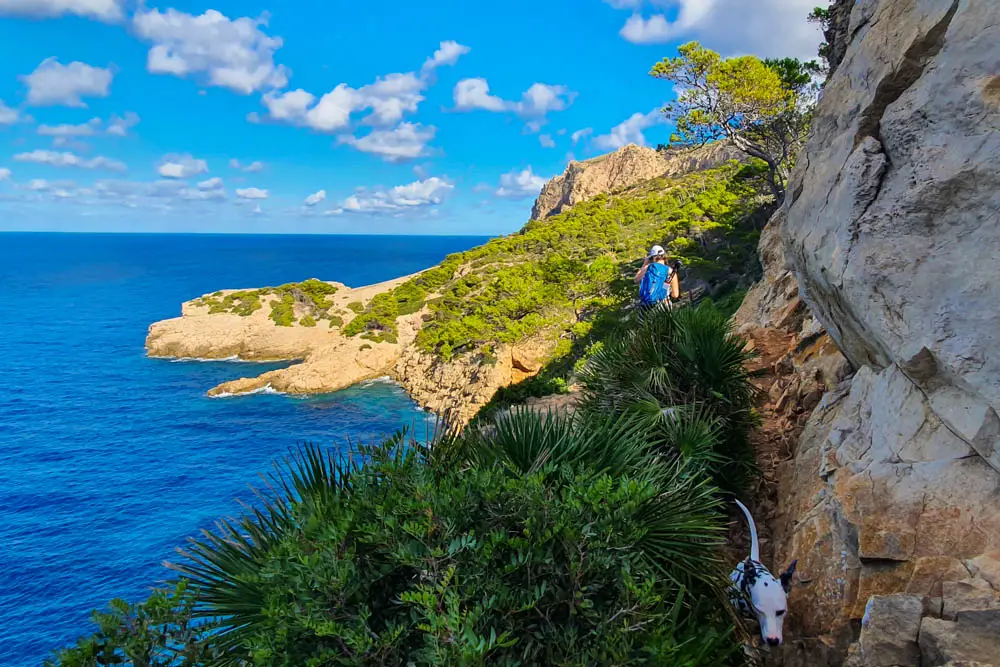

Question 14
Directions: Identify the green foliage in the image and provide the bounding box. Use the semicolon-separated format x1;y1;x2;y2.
54;424;740;666
299;314;317;327
269;294;295;327
411;163;767;361
578;304;760;492
808;5;835;71
764;57;822;95
702;289;748;319
343;292;402;341
46;581;223;666
328;314;344;328
195;280;340;329
196;290;264;317
651;42;814;203
346;301;365;313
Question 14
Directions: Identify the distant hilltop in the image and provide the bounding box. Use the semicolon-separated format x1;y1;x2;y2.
531;142;742;221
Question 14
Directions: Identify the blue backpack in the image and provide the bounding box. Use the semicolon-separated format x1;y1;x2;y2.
639;263;670;305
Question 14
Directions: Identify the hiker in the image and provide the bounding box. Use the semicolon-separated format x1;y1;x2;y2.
634;245;673;311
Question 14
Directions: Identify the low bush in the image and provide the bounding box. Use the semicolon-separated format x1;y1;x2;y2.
269;294;295;327
50;421;742;666
578;303;760;492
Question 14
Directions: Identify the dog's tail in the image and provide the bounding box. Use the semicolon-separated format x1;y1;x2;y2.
734;499;760;562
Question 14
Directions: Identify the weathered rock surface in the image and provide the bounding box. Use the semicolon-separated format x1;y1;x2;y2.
751;1;1000;664
396;337;559;427
782;0;1000;473
530;142;741;220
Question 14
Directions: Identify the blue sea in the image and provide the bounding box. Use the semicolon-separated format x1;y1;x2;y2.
0;233;488;666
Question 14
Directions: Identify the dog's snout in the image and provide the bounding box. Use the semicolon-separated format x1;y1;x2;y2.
766;637;780;647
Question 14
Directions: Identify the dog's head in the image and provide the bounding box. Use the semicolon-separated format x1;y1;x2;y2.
743;558;796;646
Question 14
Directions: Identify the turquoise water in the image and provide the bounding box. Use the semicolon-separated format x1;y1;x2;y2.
0;233;487;665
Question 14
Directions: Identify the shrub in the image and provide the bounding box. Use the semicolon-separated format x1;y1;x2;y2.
578;303;760;492
328;315;344;328
269;294;295;327
45;581;224;666
346;301;364;313
299;315;317;327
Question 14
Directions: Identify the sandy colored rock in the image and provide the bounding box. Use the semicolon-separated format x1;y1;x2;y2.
530;142;741;220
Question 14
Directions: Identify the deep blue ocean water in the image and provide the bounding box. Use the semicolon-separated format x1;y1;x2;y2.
0;233;488;665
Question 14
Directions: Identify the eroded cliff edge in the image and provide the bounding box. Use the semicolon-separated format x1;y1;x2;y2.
742;1;1000;664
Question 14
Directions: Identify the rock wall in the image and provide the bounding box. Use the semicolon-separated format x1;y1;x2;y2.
762;0;1000;664
530;142;741;220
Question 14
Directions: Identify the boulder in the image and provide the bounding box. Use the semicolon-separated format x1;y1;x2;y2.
845;594;923;667
920;610;1000;666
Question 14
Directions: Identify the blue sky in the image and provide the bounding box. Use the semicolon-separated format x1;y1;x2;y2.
0;0;821;235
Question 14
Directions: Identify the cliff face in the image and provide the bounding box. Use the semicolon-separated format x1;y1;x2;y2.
752;1;1000;664
530;142;741;220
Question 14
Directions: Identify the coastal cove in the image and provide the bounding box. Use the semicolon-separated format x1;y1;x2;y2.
0;233;486;666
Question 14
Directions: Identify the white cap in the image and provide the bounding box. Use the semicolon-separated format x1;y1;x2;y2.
648;245;665;258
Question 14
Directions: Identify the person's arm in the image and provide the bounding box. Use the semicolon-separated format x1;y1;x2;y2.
634;257;650;284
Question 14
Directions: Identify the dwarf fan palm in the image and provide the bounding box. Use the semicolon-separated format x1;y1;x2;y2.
578;302;760;491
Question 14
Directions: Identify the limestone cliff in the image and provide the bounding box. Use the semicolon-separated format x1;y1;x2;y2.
530;142;741;220
742;1;1000;664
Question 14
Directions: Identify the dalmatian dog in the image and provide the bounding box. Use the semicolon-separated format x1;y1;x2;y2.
730;499;797;647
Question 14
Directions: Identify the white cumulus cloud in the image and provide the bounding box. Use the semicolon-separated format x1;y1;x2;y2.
157;154;208;179
539;134;556;148
422;40;471;73
197;177;223;189
21;58;114;107
0;99;24;125
330;176;453;215
106;112;140;136
236;187;268;200
229;159;264;172
495;166;547;199
132;8;288;94
337;122;435;163
259;41;468;132
453;79;575;129
0;167;11;181
14;149;126;171
593;109;664;150
0;0;124;22
571;128;593;144
303;189;326;207
37;112;139;139
609;0;822;60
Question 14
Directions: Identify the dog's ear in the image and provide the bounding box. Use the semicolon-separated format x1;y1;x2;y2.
780;559;798;593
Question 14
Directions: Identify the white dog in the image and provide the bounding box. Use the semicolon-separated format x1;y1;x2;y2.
730;499;796;647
